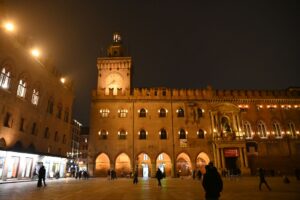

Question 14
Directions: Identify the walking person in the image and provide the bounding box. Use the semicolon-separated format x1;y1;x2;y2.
258;168;271;191
133;171;138;184
155;168;163;187
37;164;46;187
202;162;223;200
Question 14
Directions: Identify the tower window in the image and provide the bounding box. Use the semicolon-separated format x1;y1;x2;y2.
98;130;108;140
177;108;184;117
99;109;110;117
139;108;147;117
159;108;167;117
197;129;205;139
160;128;167;140
118;129;127;140
118;109;128;118
0;67;11;89
139;129;147;140
17;79;27;98
179;128;187;139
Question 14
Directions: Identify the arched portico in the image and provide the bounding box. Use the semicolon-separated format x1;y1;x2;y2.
156;152;172;177
115;153;131;177
136;153;151;178
176;152;192;176
196;152;210;170
95;153;110;177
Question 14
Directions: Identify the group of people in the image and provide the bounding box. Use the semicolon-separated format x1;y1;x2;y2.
75;170;89;179
107;169;117;180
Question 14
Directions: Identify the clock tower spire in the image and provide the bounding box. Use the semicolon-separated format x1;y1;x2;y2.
97;32;132;95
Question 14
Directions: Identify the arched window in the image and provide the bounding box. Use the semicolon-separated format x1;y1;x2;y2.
197;129;205;139
288;122;296;137
119;129;127;140
273;121;281;138
47;98;54;114
159;108;167;117
160;128;167;140
243;121;252;138
139;108;146;117
257;121;267;138
197;108;203;118
139;129;147;140
0;67;11;89
179;128;187;139
17;79;27;98
64;108;69;122
31;89;39;105
177;108;184;117
99;130;108;139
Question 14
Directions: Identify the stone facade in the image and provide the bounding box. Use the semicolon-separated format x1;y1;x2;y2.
89;33;300;177
0;25;74;157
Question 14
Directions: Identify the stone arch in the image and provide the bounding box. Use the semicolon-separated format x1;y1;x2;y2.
115;153;131;177
176;152;192;176
156;152;172;177
196;152;210;170
95;153;110;177
136;152;151;178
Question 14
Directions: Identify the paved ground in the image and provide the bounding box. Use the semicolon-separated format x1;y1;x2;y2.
0;176;299;200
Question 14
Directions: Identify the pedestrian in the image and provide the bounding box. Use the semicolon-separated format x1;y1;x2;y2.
192;170;196;180
37;164;46;187
155;168;163;187
133;171;138;184
197;169;202;180
202;162;223;200
258;168;271;191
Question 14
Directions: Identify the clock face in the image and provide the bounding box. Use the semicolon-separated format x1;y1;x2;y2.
105;73;123;89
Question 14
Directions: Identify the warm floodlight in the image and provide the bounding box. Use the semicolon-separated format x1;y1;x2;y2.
31;49;40;57
4;22;15;32
60;77;66;84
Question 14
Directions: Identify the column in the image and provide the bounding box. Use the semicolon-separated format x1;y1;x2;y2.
243;147;248;167
216;146;221;169
151;162;156;178
220;148;225;169
239;147;245;167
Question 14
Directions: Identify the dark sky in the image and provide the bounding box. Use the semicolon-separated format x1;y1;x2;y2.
4;0;300;126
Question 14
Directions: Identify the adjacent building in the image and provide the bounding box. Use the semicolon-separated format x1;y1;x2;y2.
89;33;300;178
0;18;74;181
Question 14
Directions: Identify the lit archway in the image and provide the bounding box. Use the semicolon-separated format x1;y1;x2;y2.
156;152;172;177
115;153;131;177
196;152;210;170
176;152;192;176
136;153;151;178
95;153;110;177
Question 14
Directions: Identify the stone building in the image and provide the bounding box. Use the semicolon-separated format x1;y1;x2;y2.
0;19;74;181
88;33;300;178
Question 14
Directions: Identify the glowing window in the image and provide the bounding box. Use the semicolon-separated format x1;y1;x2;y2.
31;89;39;105
243;121;252;138
118;109;128;118
0;68;11;89
99;109;110;117
273;122;281;138
98;130;108;140
257;121;267;138
17;79;27;98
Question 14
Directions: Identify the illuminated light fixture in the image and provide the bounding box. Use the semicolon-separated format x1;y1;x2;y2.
31;49;40;57
60;77;66;84
296;131;299;134
4;22;15;32
251;132;255;135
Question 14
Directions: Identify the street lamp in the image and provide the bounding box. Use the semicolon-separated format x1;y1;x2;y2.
3;22;15;32
31;49;40;58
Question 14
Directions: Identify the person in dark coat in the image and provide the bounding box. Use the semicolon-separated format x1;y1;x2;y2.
202;162;223;200
133;171;138;184
37;165;46;187
259;168;271;191
155;168;163;186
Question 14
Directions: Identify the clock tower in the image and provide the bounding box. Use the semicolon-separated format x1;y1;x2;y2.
97;32;132;95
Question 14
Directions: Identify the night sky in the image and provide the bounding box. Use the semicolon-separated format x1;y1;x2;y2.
4;0;300;126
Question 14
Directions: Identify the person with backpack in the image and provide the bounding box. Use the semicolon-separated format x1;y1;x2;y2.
202;162;223;200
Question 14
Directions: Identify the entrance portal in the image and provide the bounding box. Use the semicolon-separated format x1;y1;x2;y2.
224;148;240;175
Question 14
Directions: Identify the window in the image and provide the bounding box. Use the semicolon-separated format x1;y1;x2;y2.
257;121;267;138
3;112;11;127
243;121;252;138
62;134;66;144
197;108;203;118
159;108;167;117
139;129;147;140
64;108;69;122
44;127;49;139
118;129;127;140
99;109;110;117
273;122;281;138
31;122;37;135
177;108;184;117
288;122;296;137
139;108;147;117
98;130;108;139
160;128;167;140
197;129;205;139
0;68;11;89
17;79;27;98
31;89;39;105
19;118;25;132
57;104;62;119
179;128;187;139
47;98;54;114
118;109;128;118
54;131;58;142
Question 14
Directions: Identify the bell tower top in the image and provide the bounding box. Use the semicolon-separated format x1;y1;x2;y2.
107;32;124;57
